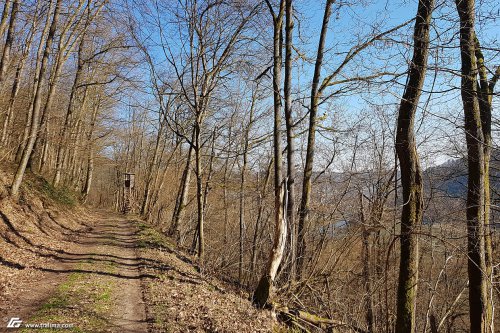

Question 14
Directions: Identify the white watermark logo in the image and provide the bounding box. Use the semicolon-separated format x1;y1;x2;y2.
6;317;22;328
6;317;74;329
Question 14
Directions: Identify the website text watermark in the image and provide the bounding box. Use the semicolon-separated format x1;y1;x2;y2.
7;317;75;329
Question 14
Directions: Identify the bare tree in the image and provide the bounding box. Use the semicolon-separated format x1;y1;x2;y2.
283;0;296;281
455;0;490;331
0;0;18;83
15;0;55;163
253;0;286;308
11;0;62;196
297;0;334;278
0;1;12;39
50;0;108;183
475;35;499;333
1;0;39;145
394;0;434;332
169;134;194;238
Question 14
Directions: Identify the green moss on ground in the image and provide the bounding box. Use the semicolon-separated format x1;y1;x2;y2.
137;221;174;249
39;181;76;207
23;174;77;207
21;264;114;333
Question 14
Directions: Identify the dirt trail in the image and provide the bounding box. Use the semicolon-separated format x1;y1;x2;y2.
85;218;148;333
1;214;150;333
1;209;277;333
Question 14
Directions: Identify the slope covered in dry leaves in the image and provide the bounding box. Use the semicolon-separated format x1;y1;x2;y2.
0;165;278;332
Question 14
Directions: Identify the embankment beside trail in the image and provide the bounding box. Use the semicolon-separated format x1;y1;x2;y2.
0;165;96;312
135;221;278;332
0;165;280;332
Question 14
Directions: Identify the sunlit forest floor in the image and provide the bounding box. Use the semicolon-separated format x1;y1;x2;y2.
0;167;277;332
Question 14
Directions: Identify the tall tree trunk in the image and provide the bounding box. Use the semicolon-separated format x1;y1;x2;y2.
253;0;286;308
194;120;204;259
14;0;54;163
34;0;93;173
251;158;272;279
455;0;488;331
53;24;87;185
141;120;164;216
169;131;195;237
15;100;33;163
239;137;248;284
66;85;90;186
475;37;498;333
0;0;18;83
0;0;12;39
239;90;256;284
10;0;61;196
283;0;296;281
81;99;100;201
194;128;216;256
359;192;374;332
221;115;235;256
297;0;333;279
148;140;179;221
1;59;21;145
221;124;232;262
1;9;36;146
395;1;433;332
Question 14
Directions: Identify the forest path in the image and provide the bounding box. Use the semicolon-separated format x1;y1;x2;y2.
1;207;276;333
74;216;150;333
1;214;151;333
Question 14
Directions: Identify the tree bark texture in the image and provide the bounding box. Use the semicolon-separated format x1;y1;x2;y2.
297;0;334;278
394;0;433;331
455;0;488;331
253;0;286;308
11;0;61;196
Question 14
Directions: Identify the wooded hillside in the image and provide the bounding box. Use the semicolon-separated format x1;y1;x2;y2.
0;0;498;332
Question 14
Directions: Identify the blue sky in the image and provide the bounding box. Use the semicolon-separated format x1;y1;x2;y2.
287;0;498;168
116;0;499;171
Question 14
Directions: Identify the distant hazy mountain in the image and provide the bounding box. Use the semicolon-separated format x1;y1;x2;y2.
425;149;500;199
